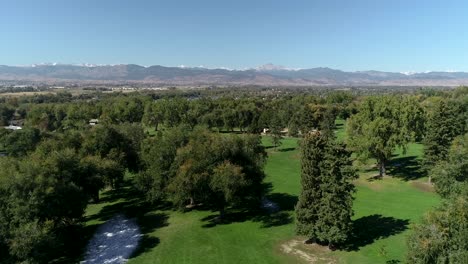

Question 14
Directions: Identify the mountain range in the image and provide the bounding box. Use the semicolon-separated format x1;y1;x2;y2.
1;63;468;86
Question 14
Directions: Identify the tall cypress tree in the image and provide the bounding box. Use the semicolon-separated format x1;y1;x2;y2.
296;131;327;239
295;131;357;248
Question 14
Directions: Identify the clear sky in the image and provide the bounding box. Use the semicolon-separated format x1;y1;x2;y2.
1;0;467;72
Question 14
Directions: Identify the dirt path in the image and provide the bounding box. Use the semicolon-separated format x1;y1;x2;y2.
280;239;337;264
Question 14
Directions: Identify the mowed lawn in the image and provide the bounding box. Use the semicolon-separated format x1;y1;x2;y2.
84;127;440;263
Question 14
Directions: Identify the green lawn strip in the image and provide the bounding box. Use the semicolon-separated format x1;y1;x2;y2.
335;119;347;142
333;179;439;263
128;210;294;264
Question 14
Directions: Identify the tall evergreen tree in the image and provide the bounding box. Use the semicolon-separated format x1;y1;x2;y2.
296;131;357;248
423;99;466;183
296;131;326;240
431;133;468;198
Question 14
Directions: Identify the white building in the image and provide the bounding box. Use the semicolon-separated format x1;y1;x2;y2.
4;125;22;130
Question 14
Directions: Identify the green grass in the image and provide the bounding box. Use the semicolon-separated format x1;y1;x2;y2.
335;119;347;142
84;129;440;263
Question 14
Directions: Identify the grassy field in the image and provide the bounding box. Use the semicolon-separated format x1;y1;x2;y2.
84;124;440;263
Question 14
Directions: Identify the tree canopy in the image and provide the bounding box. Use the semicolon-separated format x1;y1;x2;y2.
347;95;424;177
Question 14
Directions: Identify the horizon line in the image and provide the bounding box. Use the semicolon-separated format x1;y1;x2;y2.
1;62;465;74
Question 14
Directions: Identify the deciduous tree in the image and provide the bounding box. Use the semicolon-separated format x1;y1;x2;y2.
347;96;423;178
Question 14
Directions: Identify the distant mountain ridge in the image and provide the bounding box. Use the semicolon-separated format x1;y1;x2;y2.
1;63;467;86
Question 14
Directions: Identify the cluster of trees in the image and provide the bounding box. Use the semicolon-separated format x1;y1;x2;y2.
407;133;468;263
347;95;424;178
0;104;15;126
136;126;266;217
405;87;467;263
0;124;143;263
0;122;267;262
18;92;354;136
0;128;41;156
295;87;467;256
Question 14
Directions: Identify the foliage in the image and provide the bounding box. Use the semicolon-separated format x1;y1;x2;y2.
136;124;191;202
0;104;15;126
210;161;247;214
270;114;283;149
423;99;466;170
431;133;468;198
81;124;143;171
0;135;126;262
168;129;266;215
347;95;424;177
406;195;468;264
2;128;41;156
0;150;88;262
295;131;357;246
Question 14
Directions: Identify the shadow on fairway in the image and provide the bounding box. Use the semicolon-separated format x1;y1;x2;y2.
130;212;169;259
364;155;425;182
277;147;296;152
266;192;298;211
264;146;296;152
201;192;297;228
388;156;426;181
343;214;410;251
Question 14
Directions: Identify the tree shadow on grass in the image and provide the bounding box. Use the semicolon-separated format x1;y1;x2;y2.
200;209;294;229
342;214;410;251
264;146;296;152
266;192;298;211
200;192;296;229
130;212;169;259
86;180;171;223
277;147;296;152
388;156;426;181
363;156;426;182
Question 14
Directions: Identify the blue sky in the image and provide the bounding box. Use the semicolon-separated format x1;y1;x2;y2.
1;0;467;72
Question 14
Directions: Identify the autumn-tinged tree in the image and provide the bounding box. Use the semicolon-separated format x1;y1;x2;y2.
407;195;468;264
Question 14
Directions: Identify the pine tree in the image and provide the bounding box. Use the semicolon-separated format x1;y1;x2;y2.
423;100;466;183
315;140;357;247
295;131;357;248
296;131;327;239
